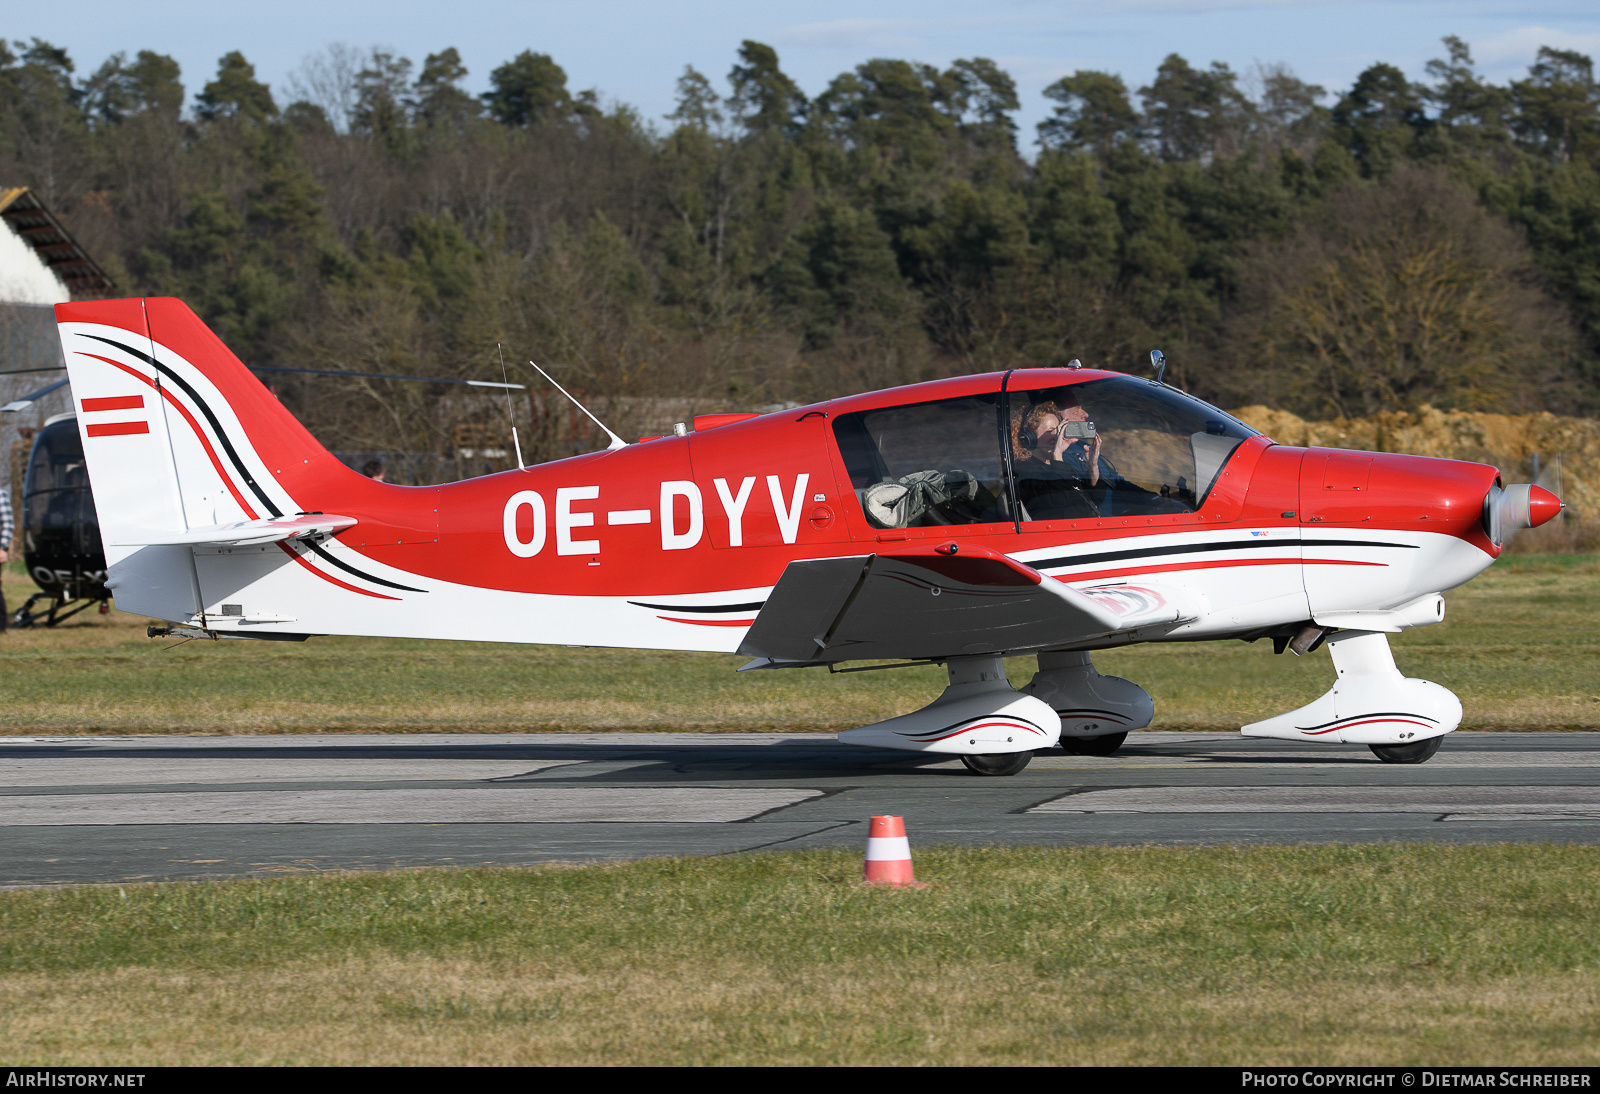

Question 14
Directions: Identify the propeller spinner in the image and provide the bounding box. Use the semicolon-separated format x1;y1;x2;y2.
1484;482;1564;546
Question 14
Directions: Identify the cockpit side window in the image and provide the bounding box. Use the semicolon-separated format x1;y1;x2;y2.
1008;377;1256;520
833;394;1010;528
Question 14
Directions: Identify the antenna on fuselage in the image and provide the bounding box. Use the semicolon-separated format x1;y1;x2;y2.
497;344;525;470
1150;349;1167;384
526;360;628;452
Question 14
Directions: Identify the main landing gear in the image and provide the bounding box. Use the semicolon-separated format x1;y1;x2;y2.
1022;650;1153;758
960;752;1034;777
835;650;1157;775
837;654;1061;774
12;592;112;629
1059;732;1129;756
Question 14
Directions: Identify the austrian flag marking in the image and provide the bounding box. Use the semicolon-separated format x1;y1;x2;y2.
81;393;149;437
85;421;150;437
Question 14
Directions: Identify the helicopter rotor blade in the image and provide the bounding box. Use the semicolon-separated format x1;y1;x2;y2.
248;366;523;389
1;377;70;412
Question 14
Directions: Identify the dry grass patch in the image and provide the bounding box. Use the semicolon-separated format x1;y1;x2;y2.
6;959;1600;1066
4;845;1600;1065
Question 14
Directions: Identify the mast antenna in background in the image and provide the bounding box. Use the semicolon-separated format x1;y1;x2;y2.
497;343;525;470
526;360;628;451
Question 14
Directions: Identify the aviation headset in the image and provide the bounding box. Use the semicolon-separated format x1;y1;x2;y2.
1018;402;1095;451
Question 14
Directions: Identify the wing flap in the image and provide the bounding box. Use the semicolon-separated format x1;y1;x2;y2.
737;555;872;662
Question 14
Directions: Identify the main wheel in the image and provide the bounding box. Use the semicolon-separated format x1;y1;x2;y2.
1061;731;1129;757
1369;737;1443;764
960;752;1033;776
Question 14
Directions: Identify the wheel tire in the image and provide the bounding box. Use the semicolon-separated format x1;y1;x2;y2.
1061;731;1129;757
960;752;1033;776
1368;737;1443;765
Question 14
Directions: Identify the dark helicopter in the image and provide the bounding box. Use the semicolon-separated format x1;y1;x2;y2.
3;373;108;627
1;365;528;627
14;411;109;626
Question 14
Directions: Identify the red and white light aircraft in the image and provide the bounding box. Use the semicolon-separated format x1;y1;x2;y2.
55;298;1561;774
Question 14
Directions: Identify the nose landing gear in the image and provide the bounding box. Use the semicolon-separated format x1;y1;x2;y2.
1243;630;1459;762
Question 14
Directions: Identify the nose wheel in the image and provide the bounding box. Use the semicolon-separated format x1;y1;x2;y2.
1368;737;1443;764
960;752;1033;776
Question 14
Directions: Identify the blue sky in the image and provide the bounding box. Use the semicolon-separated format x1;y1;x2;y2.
13;1;1600;145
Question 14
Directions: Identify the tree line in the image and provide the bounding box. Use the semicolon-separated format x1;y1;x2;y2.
2;36;1597;468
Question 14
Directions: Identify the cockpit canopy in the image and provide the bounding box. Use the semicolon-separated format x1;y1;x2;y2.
833;374;1256;528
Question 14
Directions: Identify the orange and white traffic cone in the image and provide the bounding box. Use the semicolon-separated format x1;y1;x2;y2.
863;815;929;888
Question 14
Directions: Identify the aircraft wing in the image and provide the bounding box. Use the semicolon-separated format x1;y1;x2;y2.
738;542;1197;663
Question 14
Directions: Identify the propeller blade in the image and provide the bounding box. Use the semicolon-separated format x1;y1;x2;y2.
1534;456;1563;505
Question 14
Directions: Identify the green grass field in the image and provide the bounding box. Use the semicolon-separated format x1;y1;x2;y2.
1;555;1596;735
4;846;1600;1065
4;560;1599;1065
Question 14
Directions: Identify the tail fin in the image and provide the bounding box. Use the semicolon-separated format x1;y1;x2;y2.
55;297;424;624
56;297;355;533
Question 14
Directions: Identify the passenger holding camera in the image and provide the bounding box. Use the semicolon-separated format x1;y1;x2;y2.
1011;396;1114;520
1020;401;1100;482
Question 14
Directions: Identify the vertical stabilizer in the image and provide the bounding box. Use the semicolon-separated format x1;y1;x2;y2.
53;299;191;554
54;297;428;625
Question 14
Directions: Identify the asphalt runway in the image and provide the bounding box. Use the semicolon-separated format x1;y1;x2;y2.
4;731;1600;886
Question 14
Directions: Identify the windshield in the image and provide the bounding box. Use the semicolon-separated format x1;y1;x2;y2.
834;375;1256;528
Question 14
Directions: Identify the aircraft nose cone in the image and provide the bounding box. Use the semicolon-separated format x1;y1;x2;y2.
1528;484;1563;528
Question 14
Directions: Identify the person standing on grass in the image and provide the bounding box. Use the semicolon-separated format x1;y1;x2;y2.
0;484;11;634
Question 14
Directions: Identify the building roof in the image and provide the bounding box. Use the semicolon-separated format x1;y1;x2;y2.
0;187;114;298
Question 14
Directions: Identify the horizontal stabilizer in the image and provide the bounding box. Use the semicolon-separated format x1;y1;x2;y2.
113;513;356;548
